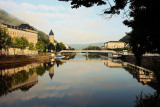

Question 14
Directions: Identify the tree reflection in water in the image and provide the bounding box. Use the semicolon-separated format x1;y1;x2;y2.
0;63;47;97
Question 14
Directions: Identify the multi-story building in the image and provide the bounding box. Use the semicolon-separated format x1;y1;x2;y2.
0;23;38;55
104;41;126;49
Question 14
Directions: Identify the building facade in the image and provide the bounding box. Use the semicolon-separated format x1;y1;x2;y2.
104;41;126;49
0;23;38;55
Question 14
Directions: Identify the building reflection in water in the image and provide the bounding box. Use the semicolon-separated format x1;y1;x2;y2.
124;63;156;85
104;59;122;68
102;55;156;85
0;63;44;97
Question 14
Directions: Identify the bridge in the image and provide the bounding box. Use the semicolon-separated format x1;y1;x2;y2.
60;50;116;53
60;50;120;58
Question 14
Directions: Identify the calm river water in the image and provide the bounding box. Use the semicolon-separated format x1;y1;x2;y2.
0;53;157;107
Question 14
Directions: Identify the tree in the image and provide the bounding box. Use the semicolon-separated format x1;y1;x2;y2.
56;43;61;52
48;43;55;52
37;30;49;44
13;37;29;50
83;45;101;50
29;42;35;50
59;42;66;50
59;0;160;65
0;28;12;52
36;40;45;52
69;46;75;50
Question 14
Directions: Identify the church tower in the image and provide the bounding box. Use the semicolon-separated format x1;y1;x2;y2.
49;30;54;44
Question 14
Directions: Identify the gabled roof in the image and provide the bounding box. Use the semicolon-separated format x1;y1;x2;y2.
49;30;54;35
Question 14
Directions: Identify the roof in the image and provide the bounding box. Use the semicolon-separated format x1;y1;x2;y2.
0;23;36;31
49;30;54;35
18;24;35;30
105;41;125;43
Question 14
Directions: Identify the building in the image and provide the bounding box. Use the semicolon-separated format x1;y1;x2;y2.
104;41;126;49
49;30;54;44
0;23;38;55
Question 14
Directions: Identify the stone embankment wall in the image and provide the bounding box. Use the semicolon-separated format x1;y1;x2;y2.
1;48;38;55
0;53;55;65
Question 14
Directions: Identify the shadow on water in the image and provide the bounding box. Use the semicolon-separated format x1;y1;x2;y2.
123;58;160;106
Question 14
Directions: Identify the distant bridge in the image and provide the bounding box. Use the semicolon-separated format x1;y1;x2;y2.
60;59;108;63
60;50;116;53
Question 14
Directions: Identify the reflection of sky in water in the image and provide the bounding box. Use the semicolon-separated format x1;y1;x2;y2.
0;54;156;107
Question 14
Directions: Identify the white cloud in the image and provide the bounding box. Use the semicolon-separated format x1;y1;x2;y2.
0;1;18;9
37;12;70;19
21;3;37;10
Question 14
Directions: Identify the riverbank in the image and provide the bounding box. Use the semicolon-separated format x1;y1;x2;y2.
0;53;55;65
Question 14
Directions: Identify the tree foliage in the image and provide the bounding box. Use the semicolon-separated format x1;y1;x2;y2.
48;43;55;52
36;40;45;52
0;28;12;50
56;43;61;52
29;42;35;50
83;45;101;50
56;42;66;52
60;0;160;65
59;42;66;50
37;30;49;44
13;37;29;50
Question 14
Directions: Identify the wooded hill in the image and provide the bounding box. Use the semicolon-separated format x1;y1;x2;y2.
0;9;51;44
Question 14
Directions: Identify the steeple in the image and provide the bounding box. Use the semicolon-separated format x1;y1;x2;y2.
49;29;54;44
49;30;54;36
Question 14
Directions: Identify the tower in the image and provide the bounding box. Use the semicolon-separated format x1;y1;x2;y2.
49;30;54;44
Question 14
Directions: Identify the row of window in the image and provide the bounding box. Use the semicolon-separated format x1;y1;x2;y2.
8;31;37;43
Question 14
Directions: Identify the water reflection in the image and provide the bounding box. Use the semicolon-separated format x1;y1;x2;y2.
0;53;159;107
0;63;42;97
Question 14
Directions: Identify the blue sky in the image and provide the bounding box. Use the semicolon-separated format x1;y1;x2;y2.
0;0;131;44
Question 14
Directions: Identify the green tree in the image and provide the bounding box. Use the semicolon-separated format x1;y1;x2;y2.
36;40;45;52
29;42;35;50
56;43;61;52
59;42;66;50
37;30;49;44
14;37;29;50
48;43;55;52
0;28;12;51
83;45;101;50
69;46;75;50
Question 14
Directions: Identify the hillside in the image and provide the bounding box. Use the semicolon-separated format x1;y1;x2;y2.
0;9;26;26
68;42;104;50
119;33;131;44
0;9;49;43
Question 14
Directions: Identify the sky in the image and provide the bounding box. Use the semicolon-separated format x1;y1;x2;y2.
0;0;131;44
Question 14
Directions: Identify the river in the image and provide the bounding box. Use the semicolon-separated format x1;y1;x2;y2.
0;53;157;107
